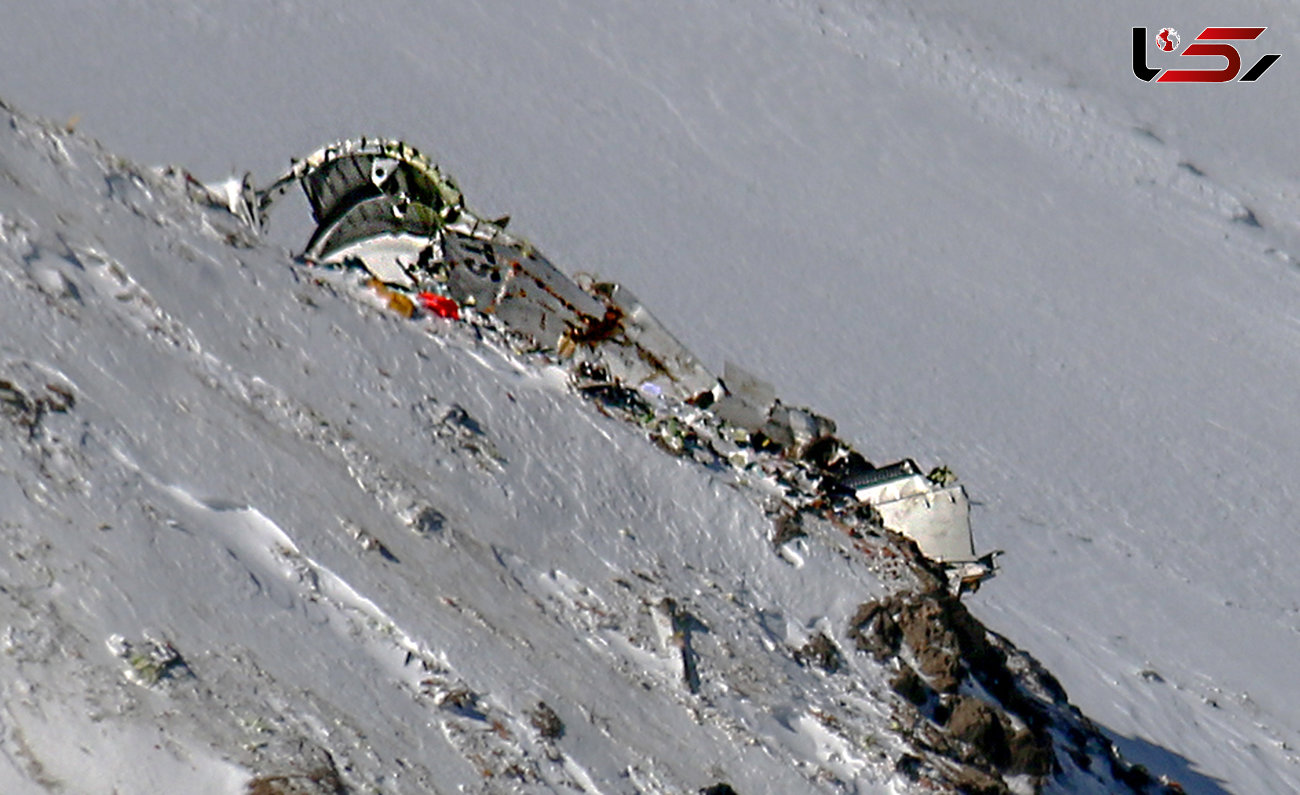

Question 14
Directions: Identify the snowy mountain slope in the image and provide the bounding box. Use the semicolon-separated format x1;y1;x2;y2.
0;99;1180;793
763;6;1300;791
3;1;1300;793
0;101;877;793
751;6;1300;792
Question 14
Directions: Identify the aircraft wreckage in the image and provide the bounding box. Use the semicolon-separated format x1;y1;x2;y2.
237;138;998;591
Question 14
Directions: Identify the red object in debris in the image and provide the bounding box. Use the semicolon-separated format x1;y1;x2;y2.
417;292;460;320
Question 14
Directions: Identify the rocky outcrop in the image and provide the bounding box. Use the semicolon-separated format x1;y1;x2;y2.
850;566;1177;793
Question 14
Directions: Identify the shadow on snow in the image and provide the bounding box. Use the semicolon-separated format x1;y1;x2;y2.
1102;725;1231;795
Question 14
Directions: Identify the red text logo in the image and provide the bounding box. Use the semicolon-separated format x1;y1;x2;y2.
1133;27;1281;82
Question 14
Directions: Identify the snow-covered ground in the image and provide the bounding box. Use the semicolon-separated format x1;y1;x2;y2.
3;1;1299;793
1;99;1136;794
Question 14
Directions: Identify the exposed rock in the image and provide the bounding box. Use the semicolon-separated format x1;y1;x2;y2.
528;701;565;740
1007;726;1055;778
946;695;1010;768
849;588;1077;790
897;597;964;693
890;667;931;708
246;745;345;795
770;508;808;549
894;753;925;782
847;598;903;661
950;764;1010;795
794;632;843;674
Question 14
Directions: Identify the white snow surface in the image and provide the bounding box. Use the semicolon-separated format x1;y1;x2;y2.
2;1;1300;793
0;109;929;793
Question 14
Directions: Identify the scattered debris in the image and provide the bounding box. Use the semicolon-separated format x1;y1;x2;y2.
435;686;487;720
793;632;844;674
660;597;707;694
247;137;999;591
246;751;345;795
770;507;809;549
345;521;398;562
0;98;1194;795
0;372;76;439
527;701;565;740
1234;206;1263;229
404;504;446;536
106;632;191;687
417;290;459;319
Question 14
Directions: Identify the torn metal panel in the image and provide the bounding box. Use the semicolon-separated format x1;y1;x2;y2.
846;460;978;562
862;475;975;563
255;138;718;401
591;283;719;398
258;138;465;236
712;361;777;431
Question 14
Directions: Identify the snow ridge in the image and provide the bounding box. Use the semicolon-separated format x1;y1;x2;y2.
0;97;1180;794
